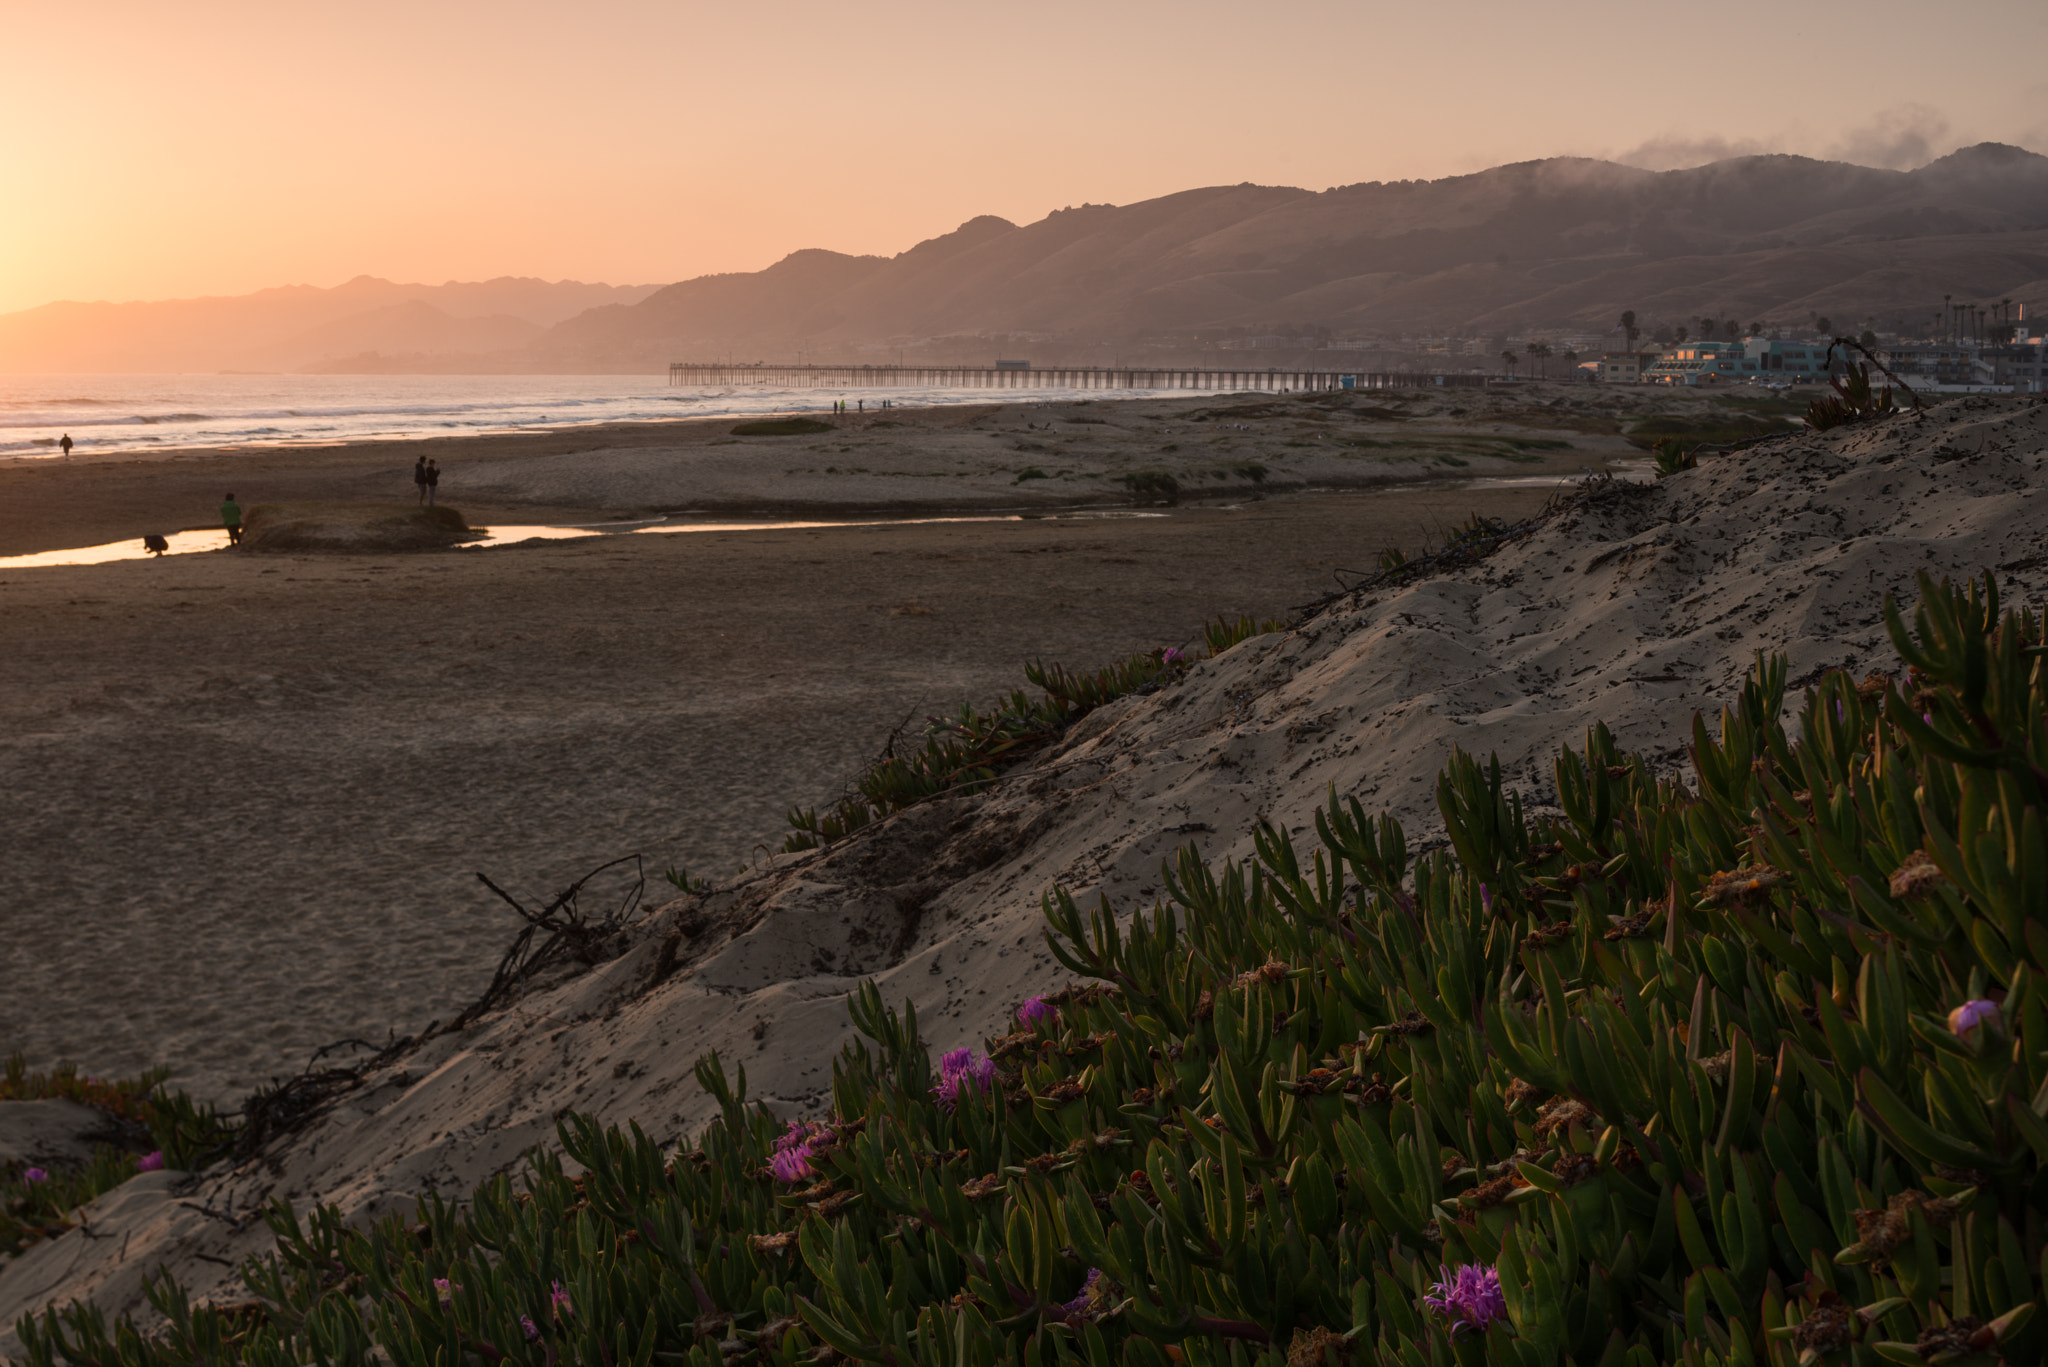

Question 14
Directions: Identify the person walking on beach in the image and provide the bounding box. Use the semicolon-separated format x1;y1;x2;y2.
413;456;428;505
59;434;72;458
221;492;243;546
426;459;440;506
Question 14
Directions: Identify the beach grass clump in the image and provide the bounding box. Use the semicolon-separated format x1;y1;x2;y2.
1122;472;1181;505
24;569;2048;1366
1622;415;1795;450
1652;438;1699;478
784;618;1285;851
730;418;836;437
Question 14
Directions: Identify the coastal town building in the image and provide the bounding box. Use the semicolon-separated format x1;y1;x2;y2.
1627;338;1855;385
1596;352;1657;382
1878;341;2045;393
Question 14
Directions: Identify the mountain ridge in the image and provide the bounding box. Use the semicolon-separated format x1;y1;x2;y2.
3;144;2044;373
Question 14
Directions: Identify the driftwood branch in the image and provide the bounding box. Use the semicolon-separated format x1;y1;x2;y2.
450;855;647;1030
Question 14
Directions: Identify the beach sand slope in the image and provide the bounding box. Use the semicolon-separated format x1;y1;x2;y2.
5;395;2047;1354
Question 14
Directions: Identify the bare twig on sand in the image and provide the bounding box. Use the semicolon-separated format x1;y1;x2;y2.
223;859;649;1161
453;855;647;1031
233;1034;421;1162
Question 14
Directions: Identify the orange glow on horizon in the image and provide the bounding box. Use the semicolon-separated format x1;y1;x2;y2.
1;0;2042;313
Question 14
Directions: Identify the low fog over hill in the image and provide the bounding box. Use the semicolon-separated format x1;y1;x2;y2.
4;145;2046;373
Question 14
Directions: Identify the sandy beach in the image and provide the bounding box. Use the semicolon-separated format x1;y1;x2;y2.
0;383;1670;557
0;384;1640;1101
4;389;2043;1355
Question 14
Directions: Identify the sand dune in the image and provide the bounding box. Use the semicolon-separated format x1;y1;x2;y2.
7;391;2044;1353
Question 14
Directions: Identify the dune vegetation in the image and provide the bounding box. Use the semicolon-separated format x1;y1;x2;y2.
12;564;2047;1367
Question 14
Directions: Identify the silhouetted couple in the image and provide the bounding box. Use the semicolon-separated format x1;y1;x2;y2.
413;457;440;506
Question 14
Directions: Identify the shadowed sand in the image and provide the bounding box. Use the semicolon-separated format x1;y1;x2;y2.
0;469;1557;1102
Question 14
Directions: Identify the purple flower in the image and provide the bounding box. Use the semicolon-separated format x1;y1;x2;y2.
932;1047;996;1111
769;1119;829;1182
520;1315;541;1342
432;1277;456;1307
136;1151;165;1173
1017;995;1058;1028
549;1281;573;1319
1059;1268;1105;1321
21;1168;48;1184
1424;1264;1508;1337
1478;883;1493;916
1162;648;1186;665
1949;999;2003;1037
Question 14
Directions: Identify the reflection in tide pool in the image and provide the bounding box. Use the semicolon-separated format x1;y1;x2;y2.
466;514;1030;547
0;529;232;568
0;514;1100;568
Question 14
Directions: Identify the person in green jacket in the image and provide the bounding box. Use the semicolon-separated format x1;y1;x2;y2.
221;493;243;546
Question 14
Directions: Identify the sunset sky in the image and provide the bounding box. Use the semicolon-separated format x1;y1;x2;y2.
2;0;2042;315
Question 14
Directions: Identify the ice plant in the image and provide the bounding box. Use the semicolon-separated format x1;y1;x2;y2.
21;1168;47;1184
136;1151;165;1172
769;1120;828;1182
1017;995;1057;1028
932;1047;996;1110
520;1316;541;1342
1058;1268;1106;1322
549;1281;573;1319
432;1278;455;1307
1949;999;2002;1037
1424;1264;1508;1337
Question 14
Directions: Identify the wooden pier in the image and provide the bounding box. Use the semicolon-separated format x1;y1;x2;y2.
667;362;1493;392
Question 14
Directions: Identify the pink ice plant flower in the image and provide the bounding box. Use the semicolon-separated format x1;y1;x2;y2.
432;1277;456;1307
769;1120;830;1182
549;1281;573;1319
136;1151;165;1172
1949;999;2003;1036
932;1047;996;1110
1059;1268;1105;1320
21;1168;48;1184
1017;995;1058;1028
1424;1264;1508;1337
520;1316;542;1342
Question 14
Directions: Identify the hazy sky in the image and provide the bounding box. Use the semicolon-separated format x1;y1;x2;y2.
3;0;2043;314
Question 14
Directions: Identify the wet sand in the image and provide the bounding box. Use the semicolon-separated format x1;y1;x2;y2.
0;384;1647;559
0;479;1560;1102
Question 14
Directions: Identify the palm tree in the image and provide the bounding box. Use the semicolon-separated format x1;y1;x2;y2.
1501;350;1518;378
1533;342;1552;377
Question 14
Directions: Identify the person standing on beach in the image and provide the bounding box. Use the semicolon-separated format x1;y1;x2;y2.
59;434;72;458
413;457;428;505
426;459;440;506
221;492;243;546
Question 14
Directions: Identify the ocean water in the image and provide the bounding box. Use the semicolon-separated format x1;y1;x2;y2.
0;373;1175;459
